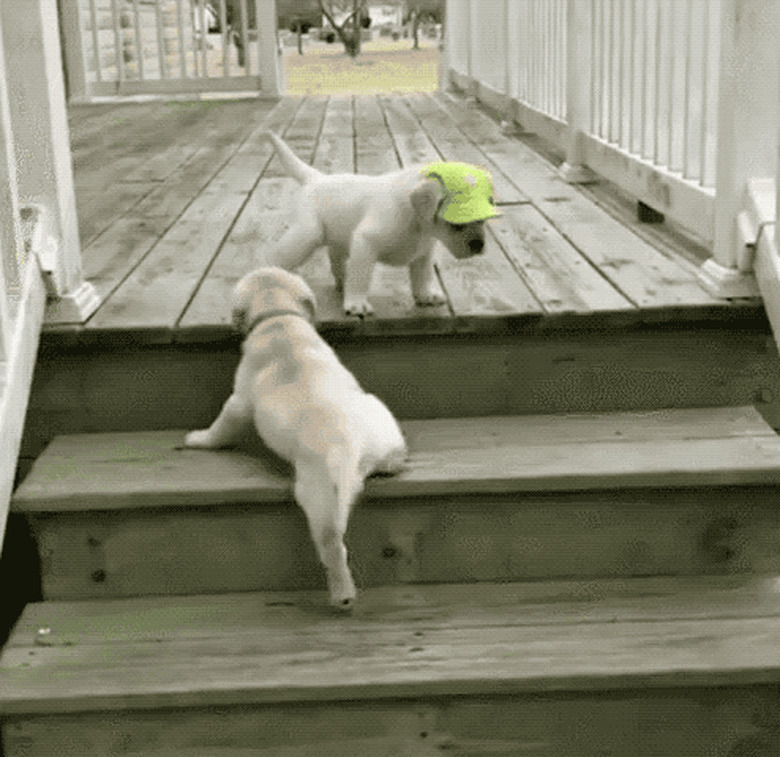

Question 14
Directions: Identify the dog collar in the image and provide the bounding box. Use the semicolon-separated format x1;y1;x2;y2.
422;161;500;223
245;308;307;334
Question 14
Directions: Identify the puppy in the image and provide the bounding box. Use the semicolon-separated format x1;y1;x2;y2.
184;266;407;609
263;131;500;316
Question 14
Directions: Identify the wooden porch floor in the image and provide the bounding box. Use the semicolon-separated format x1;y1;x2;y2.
60;92;765;344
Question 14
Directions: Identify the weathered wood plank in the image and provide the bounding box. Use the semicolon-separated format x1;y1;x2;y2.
5;686;780;757
379;95;440;165
433;92;720;310
5;577;780;717
354;95;398;175
21;481;780;599
14;407;780;512
491;204;634;313
71;101;275;245
85;101;308;336
80;98;301;321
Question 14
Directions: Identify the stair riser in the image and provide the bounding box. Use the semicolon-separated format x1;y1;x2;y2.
28;486;780;601
4;685;779;756
22;327;780;466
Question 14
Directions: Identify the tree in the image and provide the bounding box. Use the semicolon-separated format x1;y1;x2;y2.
275;0;320;54
405;0;443;50
318;0;369;58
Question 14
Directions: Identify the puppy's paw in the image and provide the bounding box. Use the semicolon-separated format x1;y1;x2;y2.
343;296;374;317
183;429;214;449
328;573;357;612
414;289;447;307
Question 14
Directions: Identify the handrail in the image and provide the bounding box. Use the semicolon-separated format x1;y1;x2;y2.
0;13;47;546
444;0;723;244
1;0;102;547
444;0;779;301
59;0;281;101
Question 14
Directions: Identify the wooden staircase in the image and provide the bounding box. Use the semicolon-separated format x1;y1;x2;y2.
4;403;780;754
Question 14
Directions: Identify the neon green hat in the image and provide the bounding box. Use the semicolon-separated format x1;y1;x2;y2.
422;161;500;223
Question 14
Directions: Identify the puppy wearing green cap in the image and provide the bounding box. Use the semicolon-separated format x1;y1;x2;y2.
263;131;500;316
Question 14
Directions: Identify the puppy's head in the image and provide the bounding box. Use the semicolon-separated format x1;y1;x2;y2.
411;161;500;259
231;266;316;335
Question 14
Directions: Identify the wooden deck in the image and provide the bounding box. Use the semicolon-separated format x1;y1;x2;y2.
61;92;765;344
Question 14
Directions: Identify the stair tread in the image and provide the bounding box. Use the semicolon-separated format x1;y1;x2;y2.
3;574;780;716
13;406;780;512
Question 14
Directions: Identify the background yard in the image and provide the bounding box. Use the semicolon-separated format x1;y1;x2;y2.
282;36;440;95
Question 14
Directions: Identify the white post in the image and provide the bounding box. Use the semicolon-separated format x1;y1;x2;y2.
257;0;281;96
559;0;596;183
0;15;22;301
466;0;478;102
438;0;450;92
58;0;89;102
1;0;99;322
698;0;778;298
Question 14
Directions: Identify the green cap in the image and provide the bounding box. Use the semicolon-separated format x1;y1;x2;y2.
423;161;500;223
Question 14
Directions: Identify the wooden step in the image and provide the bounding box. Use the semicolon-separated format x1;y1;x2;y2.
3;575;780;755
12;406;780;601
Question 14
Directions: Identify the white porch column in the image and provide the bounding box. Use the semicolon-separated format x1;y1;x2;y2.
1;0;99;322
698;0;778;298
559;0;596;183
257;0;282;96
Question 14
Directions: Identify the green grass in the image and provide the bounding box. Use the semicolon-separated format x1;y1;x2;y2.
283;36;440;95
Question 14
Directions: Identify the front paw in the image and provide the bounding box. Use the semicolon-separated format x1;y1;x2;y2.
414;289;447;306
184;429;215;448
343;296;374;317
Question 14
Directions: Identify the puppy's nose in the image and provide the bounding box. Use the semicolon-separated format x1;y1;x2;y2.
469;238;485;254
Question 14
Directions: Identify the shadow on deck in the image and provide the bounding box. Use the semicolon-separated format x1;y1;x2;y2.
59;92;766;345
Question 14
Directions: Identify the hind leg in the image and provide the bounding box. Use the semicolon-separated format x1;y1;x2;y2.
294;462;357;610
267;209;325;271
327;246;348;292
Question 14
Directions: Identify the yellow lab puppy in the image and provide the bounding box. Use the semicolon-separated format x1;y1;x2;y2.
185;267;406;609
264;131;500;316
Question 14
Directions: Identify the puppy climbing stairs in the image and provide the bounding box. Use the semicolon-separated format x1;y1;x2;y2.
5;405;780;754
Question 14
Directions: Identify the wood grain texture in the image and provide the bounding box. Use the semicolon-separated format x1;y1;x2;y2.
5;687;780;756
4;576;780;717
58;93;760;341
86;99;305;335
14;406;780;513
22;481;780;599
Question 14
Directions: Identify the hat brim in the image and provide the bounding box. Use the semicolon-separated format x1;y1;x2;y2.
439;200;501;223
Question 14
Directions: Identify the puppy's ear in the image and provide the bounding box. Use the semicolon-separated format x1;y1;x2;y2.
231;304;246;333
410;178;444;222
230;276;252;333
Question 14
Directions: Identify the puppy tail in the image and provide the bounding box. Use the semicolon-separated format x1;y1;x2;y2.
263;130;320;185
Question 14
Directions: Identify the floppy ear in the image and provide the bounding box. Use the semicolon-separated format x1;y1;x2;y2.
410;178;444;222
230;282;250;333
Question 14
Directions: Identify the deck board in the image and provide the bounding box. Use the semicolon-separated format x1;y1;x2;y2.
13;406;780;512
5;575;780;716
57;92;762;342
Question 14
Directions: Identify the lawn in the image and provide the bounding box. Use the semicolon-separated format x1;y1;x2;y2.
283;36;440;95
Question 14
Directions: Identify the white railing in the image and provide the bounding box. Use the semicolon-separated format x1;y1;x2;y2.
445;0;777;257
0;7;47;546
1;0;101;545
60;0;282;100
